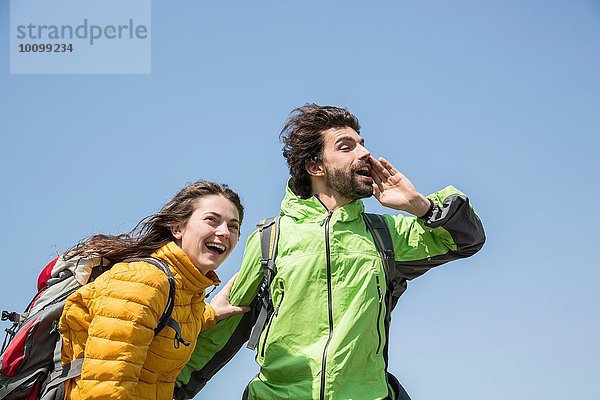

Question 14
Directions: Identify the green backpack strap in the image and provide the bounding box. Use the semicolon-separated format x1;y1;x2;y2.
247;216;280;350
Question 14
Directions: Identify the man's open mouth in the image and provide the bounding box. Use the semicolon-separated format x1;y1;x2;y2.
355;166;372;177
206;242;226;255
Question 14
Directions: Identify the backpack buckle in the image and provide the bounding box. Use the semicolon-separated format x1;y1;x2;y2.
1;311;22;324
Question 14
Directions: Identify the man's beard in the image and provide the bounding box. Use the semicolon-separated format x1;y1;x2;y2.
325;163;373;201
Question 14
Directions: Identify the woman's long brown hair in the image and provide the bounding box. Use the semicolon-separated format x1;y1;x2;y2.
65;180;244;262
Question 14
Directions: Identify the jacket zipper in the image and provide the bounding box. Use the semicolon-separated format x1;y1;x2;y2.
375;276;383;354
260;280;285;358
319;210;334;400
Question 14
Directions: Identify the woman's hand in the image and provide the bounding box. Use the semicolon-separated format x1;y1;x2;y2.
210;273;250;321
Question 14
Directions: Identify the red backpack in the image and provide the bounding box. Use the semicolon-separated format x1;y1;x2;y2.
0;254;182;400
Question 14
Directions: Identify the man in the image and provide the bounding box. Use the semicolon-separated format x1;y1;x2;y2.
176;104;486;399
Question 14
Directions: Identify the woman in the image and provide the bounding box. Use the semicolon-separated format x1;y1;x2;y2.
58;180;249;399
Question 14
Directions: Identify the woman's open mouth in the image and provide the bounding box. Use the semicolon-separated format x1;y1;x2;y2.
205;242;226;255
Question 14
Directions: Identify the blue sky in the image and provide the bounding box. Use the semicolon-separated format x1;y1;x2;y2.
1;1;599;399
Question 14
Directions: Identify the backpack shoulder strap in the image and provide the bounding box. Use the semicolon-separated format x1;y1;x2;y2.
247;216;280;350
363;213;410;399
363;213;404;302
123;257;190;348
363;213;395;275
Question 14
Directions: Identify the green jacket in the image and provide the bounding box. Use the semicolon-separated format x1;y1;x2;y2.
176;183;485;399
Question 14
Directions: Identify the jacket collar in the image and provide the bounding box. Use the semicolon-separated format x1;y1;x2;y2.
151;241;220;293
280;178;365;223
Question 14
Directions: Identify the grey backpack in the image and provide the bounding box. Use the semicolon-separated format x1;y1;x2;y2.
0;255;185;400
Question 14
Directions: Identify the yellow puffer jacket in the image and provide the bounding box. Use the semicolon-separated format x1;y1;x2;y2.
59;241;220;400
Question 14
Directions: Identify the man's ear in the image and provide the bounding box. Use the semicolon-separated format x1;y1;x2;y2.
171;225;183;240
306;158;325;177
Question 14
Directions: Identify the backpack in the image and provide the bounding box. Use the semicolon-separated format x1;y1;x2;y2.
246;213;411;400
0;254;186;400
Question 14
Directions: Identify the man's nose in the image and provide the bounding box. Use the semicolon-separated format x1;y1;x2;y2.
357;144;371;159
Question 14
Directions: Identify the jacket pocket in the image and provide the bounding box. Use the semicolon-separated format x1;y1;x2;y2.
376;275;383;354
260;281;285;358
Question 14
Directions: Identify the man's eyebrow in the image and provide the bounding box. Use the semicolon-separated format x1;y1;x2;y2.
335;135;365;145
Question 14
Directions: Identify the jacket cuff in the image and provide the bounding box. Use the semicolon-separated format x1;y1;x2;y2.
202;303;218;332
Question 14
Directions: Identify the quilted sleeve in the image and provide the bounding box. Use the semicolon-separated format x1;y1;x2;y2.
200;304;218;333
75;262;170;398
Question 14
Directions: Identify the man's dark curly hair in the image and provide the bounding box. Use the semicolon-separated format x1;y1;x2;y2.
280;104;361;198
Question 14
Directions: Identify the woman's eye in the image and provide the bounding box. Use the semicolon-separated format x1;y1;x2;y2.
229;224;240;232
206;216;218;224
